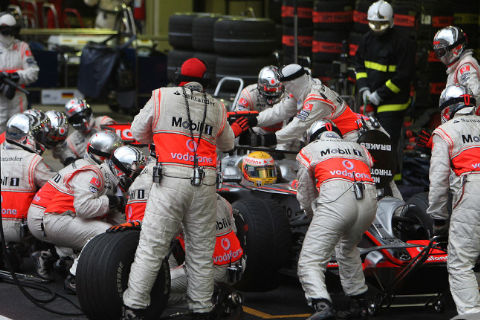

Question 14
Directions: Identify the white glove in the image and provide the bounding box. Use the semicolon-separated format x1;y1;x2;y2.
368;91;382;106
360;88;371;104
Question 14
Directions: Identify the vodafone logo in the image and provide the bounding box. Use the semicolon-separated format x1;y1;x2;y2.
342;160;354;170
186;139;198;152
221;238;231;250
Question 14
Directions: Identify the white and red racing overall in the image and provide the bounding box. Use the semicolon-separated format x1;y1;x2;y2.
446;50;480;106
40;159;119;251
296;133;377;305
1;142;54;242
427;107;480;315
0;38;39;132
53;116;116;164
123;82;235;313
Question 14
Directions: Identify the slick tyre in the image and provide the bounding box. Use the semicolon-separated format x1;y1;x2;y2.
77;230;170;320
232;198;291;292
404;192;434;240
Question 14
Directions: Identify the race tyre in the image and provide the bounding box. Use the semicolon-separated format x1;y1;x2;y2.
312;30;347;62
403;192;434;240
215;55;276;89
282;26;313;59
313;0;353;31
192;14;222;52
232;198;291;292
213;17;277;56
168;13;205;50
77;230;170;320
282;0;314;27
167;49;196;84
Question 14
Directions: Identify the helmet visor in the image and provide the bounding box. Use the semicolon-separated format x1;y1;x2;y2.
368;21;390;33
244;165;277;179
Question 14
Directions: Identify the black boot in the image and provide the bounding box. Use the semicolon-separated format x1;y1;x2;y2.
121;305;145;320
64;273;76;295
337;293;369;319
31;250;55;281
307;299;336;320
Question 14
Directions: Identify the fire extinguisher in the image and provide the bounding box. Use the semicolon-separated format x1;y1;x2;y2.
133;0;145;20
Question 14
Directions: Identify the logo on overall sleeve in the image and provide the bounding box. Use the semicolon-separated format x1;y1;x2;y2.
89;177;100;193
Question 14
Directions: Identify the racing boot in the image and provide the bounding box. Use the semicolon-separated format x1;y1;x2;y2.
121;305;145;320
64;273;76;295
336;293;369;319
307;299;336;320
31;250;55;281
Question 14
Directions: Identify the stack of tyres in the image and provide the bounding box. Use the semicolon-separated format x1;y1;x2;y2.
167;13;206;84
392;0;419;40
353;0;375;34
417;0;453;42
281;0;314;65
213;17;277;89
453;0;479;49
312;0;353;82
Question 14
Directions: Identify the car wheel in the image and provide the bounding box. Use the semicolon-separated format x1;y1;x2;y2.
77;230;170;320
232;198;291;292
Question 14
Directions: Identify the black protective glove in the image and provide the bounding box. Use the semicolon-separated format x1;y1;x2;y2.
63;157;76;166
247;116;258;128
8;72;20;83
107;195;126;212
433;219;449;237
106;221;141;233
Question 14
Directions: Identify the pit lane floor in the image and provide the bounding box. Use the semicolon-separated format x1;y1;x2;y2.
1;105;460;319
0;271;459;320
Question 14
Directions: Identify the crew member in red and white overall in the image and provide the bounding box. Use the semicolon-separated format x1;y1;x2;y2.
122;58;235;319
53;98;116;165
37;131;124;290
0;13;39;132
427;84;480;317
233;65;297;134
296;120;377;320
1;113;55;244
117;165;245;305
433;26;480;106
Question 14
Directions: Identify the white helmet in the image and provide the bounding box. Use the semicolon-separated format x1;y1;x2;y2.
0;13;20;37
6;113;44;154
279;64;311;102
367;0;394;34
86;131;123;165
433;26;467;66
109;145;147;191
306;119;342;143
44;110;69;148
64;98;93;133
23;109;52;148
438;84;476;123
257;66;284;106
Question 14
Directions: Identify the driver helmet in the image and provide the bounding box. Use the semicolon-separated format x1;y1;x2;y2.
433;26;467;66
23;109;51;149
86;131;123;165
44;110;69;148
306;119;343;143
64;98;93;134
257;66;284;105
241;151;277;186
108;145;147;191
6;113;44;154
367;0;394;34
438;84;476;123
0;13;20;39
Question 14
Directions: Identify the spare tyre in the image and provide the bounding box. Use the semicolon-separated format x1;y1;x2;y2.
213;17;277;56
77;230;170;320
192;14;222;52
215;55;276;90
168;13;205;50
232;198;291;292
